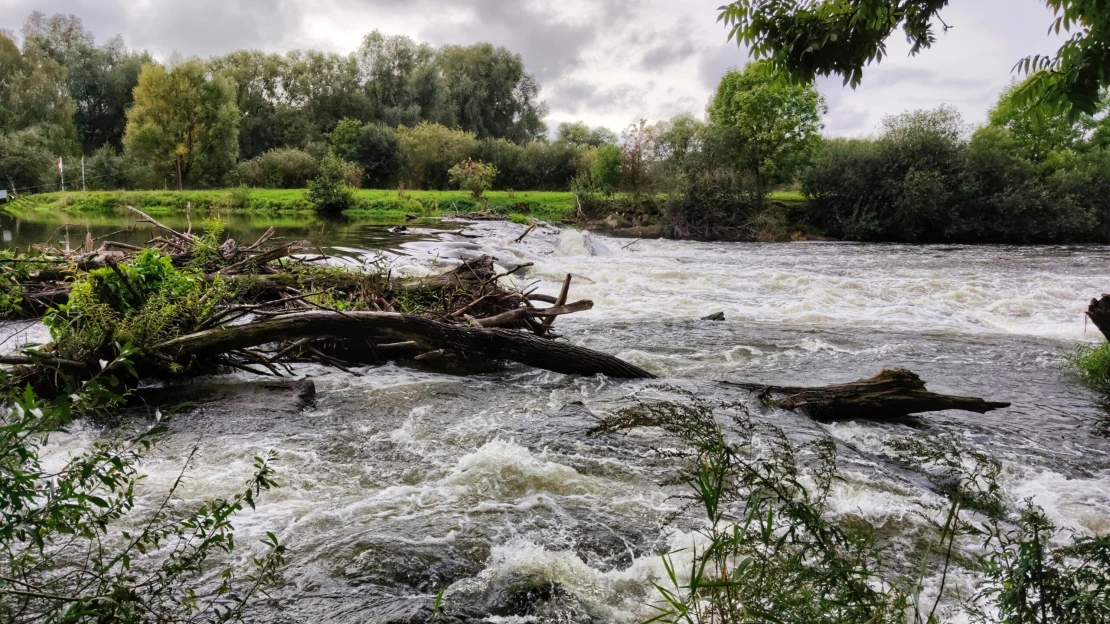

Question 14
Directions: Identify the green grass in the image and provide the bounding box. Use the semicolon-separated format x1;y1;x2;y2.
1073;342;1110;390
12;189;579;222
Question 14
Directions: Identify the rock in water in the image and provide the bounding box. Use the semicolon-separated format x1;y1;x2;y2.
702;311;725;321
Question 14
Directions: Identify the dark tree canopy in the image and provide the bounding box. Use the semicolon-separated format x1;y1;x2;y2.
718;0;1110;116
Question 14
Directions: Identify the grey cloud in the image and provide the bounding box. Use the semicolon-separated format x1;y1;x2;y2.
1;0;308;57
635;19;700;71
545;78;654;117
698;42;746;89
414;0;635;82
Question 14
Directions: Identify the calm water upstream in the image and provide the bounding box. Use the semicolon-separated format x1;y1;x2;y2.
12;211;1110;623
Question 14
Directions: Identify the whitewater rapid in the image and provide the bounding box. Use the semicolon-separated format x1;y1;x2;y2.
31;221;1110;623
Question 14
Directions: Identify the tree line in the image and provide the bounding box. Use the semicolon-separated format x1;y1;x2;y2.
0;11;564;192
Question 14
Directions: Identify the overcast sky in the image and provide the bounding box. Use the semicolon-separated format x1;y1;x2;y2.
0;0;1068;136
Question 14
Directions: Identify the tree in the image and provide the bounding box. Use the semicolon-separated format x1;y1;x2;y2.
437;43;548;142
718;0;1110;116
20;11;92;63
308;152;355;213
123;61;240;188
352;123;401;188
557;121;617;147
989;78;1104;161
0;31;75;139
283;50;369;138
209;50;294;159
357;31;451;127
619;120;654;198
0;30;76;191
591;144;622;195
395;122;478;189
66;37;151;153
448;159;498;199
708;61;825;204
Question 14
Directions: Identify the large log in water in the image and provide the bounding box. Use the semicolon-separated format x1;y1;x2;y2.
1087;294;1110;342
732;368;1009;422
156;310;655;379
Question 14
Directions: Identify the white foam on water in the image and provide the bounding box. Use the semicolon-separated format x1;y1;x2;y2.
457;224;1110;340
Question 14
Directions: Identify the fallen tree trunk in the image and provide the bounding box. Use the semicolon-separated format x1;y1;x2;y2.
730;368;1009;422
156;310;654;379
1086;294;1110;341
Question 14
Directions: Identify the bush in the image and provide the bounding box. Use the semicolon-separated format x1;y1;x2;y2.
591;145;622;195
83;145;133;191
355;123;401;188
236;147;320;188
396;122;478;189
447;159;497;199
0;126;58;191
665;169;758;239
308;153;355;213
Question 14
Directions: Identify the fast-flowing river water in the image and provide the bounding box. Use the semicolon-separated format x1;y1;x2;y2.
27;218;1110;623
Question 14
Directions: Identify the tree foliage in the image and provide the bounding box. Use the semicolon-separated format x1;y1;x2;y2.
803;104;1110;243
308;152;356;213
989;77;1105;161
708;61;826;202
123;61;240;188
437;43;547;142
718;0;1110;116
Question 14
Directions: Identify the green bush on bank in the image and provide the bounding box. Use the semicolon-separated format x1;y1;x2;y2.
803;107;1110;243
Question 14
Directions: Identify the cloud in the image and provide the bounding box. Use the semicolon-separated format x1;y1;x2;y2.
633;19;700;71
0;0;1072;135
698;42;747;90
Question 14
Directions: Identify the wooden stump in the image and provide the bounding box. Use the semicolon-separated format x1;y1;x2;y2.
1087;295;1110;342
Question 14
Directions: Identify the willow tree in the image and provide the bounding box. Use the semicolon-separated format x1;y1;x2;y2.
123;61;239;188
718;1;1110;117
708;61;825;206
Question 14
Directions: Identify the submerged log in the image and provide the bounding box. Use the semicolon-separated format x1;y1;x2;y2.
1086;294;1110;341
155;310;654;379
732;368;1010;422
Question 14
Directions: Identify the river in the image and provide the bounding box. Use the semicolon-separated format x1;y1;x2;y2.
19;215;1110;623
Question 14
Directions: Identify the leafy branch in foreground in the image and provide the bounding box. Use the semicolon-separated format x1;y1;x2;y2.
0;350;285;623
717;0;1110;117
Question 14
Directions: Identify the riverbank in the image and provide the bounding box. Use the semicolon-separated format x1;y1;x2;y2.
7;188;815;241
7;189;580;222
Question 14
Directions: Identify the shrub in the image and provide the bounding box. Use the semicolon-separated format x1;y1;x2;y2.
83;145;133;191
591;144;622;196
396;122;478;189
665;169;757;239
447;159;498;199
236;147;320;189
307;153;355;213
354;123;402;188
1073;342;1110;390
0;126;58;191
0;354;285;622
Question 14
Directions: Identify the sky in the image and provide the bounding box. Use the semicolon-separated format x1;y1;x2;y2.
0;0;1068;137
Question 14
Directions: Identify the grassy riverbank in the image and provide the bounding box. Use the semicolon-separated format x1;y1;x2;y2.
8;189;579;221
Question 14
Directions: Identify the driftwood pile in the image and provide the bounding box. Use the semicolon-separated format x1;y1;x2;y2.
0;207;1014;423
0;206;652;389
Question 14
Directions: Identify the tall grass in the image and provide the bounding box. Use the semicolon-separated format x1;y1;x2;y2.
1072;342;1110;390
593;388;1110;624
